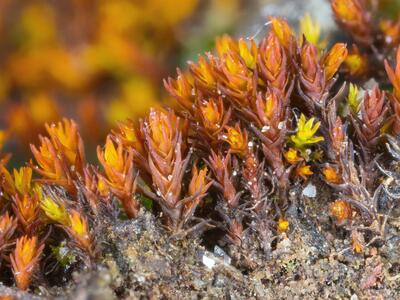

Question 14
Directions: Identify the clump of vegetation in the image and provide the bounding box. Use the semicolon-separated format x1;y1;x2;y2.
1;0;400;293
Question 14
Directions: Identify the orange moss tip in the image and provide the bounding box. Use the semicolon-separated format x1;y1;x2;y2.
299;41;346;102
379;19;400;46
284;148;302;165
1;166;37;201
10;235;44;290
199;97;226;134
323;165;342;184
0;212;17;243
188;165;211;198
30;136;73;192
277;217;289;233
331;0;371;44
96;175;111;197
45;118;86;170
164;69;194;111
189;55;216;89
345;45;367;77
295;163;313;180
13;167;32;196
13;193;40;233
215;33;258;69
65;209;93;254
97;135;138;217
185;165;212;219
221;123;249;156
238;38;258;69
218;51;254;101
329;200;352;224
385;47;400;101
114;119;145;154
0;165;17;197
258;31;288;91
145;108;184;157
363;87;386;120
351;230;364;254
215;34;238;57
99;136;125;174
255;88;286;128
29;118;85;193
270;17;294;51
146;108;183;156
322;43;348;81
331;0;360;22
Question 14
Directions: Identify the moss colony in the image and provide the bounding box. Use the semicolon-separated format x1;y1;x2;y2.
1;0;400;298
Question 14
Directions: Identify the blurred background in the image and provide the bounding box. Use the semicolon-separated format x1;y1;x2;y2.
0;0;282;154
0;0;267;161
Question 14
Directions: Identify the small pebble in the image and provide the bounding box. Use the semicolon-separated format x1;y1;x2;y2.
302;183;316;198
202;254;216;269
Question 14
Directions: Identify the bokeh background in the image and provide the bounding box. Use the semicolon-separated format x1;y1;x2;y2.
1;0;400;160
7;0;400;162
0;0;265;161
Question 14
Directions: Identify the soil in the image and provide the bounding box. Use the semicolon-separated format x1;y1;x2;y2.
1;180;399;299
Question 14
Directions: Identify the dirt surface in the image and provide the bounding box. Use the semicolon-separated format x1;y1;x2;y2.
1;186;398;300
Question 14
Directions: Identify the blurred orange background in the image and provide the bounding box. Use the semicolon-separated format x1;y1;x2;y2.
0;0;257;161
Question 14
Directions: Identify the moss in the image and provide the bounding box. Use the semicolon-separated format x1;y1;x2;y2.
1;1;400;296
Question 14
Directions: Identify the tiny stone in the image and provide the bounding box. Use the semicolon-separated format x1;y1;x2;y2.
202;254;216;269
214;246;231;265
261;125;270;132
302;183;316;198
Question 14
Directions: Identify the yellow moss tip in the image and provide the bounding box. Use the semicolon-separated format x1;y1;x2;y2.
277;218;289;233
41;196;69;225
290;114;324;150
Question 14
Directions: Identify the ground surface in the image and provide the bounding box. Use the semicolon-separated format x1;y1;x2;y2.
1;186;399;300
